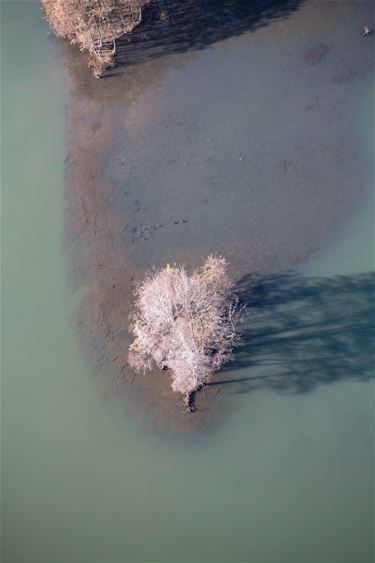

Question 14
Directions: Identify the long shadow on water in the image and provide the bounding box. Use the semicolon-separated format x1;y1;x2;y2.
111;0;303;69
208;271;375;395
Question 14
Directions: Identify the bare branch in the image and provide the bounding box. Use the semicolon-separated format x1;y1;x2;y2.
128;256;242;409
42;0;150;76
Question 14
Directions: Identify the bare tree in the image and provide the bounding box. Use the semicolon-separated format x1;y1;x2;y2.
128;256;242;410
42;0;149;76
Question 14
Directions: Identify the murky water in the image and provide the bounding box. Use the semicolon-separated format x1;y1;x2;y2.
2;1;373;562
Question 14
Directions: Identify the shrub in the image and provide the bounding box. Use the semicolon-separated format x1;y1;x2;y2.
42;0;149;76
128;256;242;410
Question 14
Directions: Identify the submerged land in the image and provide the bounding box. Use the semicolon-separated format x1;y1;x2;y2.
60;0;374;432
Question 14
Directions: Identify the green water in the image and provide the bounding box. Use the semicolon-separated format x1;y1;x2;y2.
1;2;374;562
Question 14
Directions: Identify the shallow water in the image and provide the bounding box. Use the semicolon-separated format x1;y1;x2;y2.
2;1;374;562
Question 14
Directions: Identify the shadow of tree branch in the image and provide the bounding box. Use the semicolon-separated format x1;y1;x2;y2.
110;0;303;69
208;271;375;395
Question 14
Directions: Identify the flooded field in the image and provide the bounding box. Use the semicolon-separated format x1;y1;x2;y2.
2;1;374;561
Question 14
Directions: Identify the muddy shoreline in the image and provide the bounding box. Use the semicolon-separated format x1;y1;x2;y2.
63;0;374;434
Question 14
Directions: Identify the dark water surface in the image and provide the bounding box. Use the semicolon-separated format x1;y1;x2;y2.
2;1;374;561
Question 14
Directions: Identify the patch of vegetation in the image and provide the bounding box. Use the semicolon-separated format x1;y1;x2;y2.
128;256;242;411
42;0;150;76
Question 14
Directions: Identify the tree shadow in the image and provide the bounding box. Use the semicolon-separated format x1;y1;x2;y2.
109;0;303;70
208;271;375;395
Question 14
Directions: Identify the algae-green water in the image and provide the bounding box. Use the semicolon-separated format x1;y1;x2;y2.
1;1;373;562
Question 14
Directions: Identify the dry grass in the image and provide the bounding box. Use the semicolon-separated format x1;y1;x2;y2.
42;0;150;75
128;256;242;410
